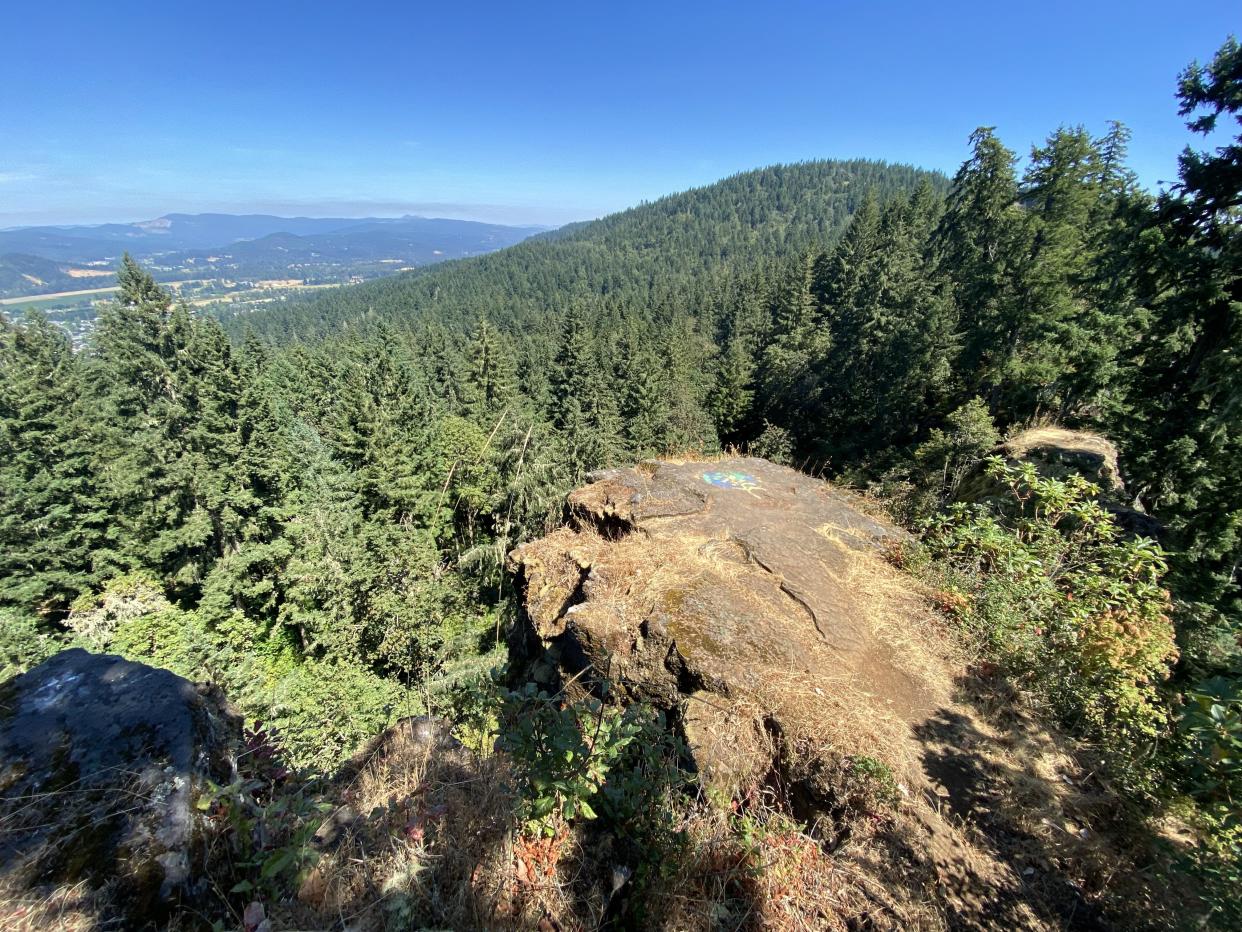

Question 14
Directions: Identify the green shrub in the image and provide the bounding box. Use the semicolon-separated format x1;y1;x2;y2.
876;398;1000;523
67;572;172;651
497;682;690;838
1182;677;1242;814
844;754;901;811
107;590;406;770
442;666;506;753
1180;676;1242;924
498;682;640;834
258;659;407;769
199;764;329;903
923;458;1177;793
751;421;794;465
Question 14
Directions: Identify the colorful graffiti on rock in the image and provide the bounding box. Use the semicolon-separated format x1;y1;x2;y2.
701;470;761;492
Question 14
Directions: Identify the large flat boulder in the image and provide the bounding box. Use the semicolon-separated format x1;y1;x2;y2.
0;648;242;924
509;457;955;798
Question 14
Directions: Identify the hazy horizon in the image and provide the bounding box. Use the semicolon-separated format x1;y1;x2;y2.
0;206;561;233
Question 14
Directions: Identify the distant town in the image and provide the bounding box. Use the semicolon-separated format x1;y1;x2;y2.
0;212;545;343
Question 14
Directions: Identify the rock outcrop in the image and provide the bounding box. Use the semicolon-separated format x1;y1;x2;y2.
509;457;956;799
507;458;1139;929
1000;427;1126;491
0;648;242;923
960;426;1161;538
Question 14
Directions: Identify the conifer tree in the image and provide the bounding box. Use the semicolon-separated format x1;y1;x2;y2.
661;317;718;454
758;250;830;434
1121;38;1242;636
711;272;768;443
712;335;755;442
0;314;106;612
550;306;624;472
814;187;949;460
463;318;518;427
87;256;202;588
198;370;294;638
1065;122;1150;418
616;330;670;456
932;128;1026;409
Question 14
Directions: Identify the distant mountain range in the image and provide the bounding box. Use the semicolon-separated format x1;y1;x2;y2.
0;214;548;299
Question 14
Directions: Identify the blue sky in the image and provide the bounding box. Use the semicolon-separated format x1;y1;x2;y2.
1;0;1236;228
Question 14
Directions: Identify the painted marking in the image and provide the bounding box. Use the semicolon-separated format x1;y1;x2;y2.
702;470;761;492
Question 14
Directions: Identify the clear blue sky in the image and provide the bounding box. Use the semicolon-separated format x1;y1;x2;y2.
1;0;1236;228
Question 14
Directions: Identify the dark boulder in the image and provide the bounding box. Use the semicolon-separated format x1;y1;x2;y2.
0;648;242;924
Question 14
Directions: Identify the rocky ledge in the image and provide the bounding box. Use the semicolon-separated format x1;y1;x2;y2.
509;457;955;802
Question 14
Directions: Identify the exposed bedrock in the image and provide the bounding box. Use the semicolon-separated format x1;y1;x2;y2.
509;457;955;800
0;649;242;924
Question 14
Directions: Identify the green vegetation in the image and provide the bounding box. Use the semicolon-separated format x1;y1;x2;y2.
919;459;1177;792
497;681;688;837
0;35;1239;926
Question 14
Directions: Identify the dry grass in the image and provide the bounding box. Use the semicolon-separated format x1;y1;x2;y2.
1004;426;1118;463
271;712;964;932
280;736;526;931
257;666;1204;932
0;877;109;932
915;672;1201;929
1002;427;1123;490
651;799;945;932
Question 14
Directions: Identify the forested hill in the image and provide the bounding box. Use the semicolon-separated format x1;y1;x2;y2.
228;159;946;340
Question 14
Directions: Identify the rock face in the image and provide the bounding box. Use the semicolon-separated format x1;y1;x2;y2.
509;457;954;798
960;427;1161;538
1001;427;1125;491
0;649;241;921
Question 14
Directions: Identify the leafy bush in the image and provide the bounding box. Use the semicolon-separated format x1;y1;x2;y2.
442;667;506;752
498;682;641;834
843;755;901;811
258;659;406;769
751;421;794;465
912;398;1000;504
67;572;172;651
497;682;689;838
106;589;406;770
199;729;330;904
923;458;1177;792
877;397;1000;523
1180;676;1242;924
1182;677;1242;813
